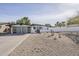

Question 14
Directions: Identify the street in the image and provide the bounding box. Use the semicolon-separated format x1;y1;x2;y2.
0;34;30;56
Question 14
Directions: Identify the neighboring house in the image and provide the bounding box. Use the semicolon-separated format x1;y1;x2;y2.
0;24;10;33
11;25;51;34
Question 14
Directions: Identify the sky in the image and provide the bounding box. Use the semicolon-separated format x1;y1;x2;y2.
0;3;79;25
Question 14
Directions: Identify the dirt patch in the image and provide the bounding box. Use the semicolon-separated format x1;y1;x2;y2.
9;33;79;56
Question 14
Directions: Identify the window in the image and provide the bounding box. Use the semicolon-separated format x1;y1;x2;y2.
33;27;36;29
39;27;42;29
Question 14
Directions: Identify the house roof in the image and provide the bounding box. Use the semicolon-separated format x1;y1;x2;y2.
12;24;47;27
12;25;31;27
31;24;45;26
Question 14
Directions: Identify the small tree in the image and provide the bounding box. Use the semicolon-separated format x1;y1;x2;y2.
55;21;65;27
55;21;61;27
16;17;31;25
45;24;52;27
61;21;65;27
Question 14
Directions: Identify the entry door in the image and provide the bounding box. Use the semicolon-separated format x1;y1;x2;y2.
27;27;31;33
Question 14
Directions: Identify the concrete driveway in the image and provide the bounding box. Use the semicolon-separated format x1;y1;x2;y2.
0;34;30;56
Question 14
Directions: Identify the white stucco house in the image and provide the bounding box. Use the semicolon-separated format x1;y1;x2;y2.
11;25;52;34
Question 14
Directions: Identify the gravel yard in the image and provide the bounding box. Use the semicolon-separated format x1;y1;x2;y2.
9;33;79;56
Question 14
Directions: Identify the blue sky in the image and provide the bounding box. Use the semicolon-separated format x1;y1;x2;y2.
0;3;79;25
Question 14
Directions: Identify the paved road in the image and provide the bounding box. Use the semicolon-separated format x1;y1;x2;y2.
0;34;30;56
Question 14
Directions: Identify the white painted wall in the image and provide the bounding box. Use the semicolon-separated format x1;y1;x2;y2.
51;27;79;32
12;25;52;34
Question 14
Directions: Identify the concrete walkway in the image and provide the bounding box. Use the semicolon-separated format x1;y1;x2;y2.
0;34;30;56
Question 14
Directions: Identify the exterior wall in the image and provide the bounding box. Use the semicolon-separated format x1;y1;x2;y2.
12;27;21;34
11;25;51;34
11;25;31;34
51;26;79;32
22;27;27;33
31;26;43;33
40;26;52;33
31;26;52;33
30;26;41;33
31;27;36;33
67;24;79;27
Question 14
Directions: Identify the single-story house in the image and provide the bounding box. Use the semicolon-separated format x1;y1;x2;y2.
11;25;52;34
